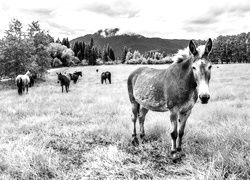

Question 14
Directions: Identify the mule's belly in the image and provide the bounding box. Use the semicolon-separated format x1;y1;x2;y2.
136;98;169;112
134;81;169;112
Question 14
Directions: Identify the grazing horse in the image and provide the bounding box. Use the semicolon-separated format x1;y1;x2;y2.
69;73;79;84
74;71;82;77
101;71;111;84
127;39;213;157
28;75;34;87
57;72;70;93
16;71;31;95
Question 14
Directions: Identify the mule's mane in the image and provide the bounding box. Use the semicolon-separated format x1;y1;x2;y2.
172;47;191;63
172;45;207;63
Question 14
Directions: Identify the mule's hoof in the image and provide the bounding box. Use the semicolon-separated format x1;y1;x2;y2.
170;152;185;163
132;137;139;146
177;147;182;152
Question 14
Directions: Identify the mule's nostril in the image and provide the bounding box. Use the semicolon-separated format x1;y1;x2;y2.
199;94;210;104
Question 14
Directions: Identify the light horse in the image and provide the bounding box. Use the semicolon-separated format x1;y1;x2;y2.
16;70;31;95
127;38;213;158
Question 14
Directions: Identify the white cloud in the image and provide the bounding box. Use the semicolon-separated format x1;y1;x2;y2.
0;0;250;40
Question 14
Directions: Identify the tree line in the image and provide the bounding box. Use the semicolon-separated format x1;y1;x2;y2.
0;19;53;79
1;19;250;80
0;19;117;79
209;32;250;63
71;39;116;65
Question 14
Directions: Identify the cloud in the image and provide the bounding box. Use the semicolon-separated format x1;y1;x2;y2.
18;8;54;19
187;0;250;26
80;0;140;18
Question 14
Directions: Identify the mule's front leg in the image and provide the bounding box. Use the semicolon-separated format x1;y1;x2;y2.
26;85;28;94
61;85;64;93
170;112;178;154
177;110;191;152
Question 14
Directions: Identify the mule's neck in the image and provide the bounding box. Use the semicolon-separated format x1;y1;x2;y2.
175;57;197;90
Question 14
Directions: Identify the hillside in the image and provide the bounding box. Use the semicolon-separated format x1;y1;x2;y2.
70;34;190;58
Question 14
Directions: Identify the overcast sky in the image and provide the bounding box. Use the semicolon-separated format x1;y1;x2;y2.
0;0;250;41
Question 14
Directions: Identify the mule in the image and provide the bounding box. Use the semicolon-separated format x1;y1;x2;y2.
101;71;111;84
69;73;79;84
127;38;213;157
57;72;70;93
16;70;31;95
74;71;82;77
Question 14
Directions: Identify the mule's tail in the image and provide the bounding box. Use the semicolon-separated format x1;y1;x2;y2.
17;78;23;95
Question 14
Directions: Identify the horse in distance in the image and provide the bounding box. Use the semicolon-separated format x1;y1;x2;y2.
127;38;213;158
16;70;31;95
69;73;79;84
101;71;111;84
57;72;70;93
74;71;82;77
28;75;34;87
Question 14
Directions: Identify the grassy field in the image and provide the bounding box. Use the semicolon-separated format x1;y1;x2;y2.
0;63;250;180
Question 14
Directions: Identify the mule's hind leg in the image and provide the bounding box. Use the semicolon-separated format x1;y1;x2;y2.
177;110;191;152
139;107;148;141
170;110;178;154
131;102;140;146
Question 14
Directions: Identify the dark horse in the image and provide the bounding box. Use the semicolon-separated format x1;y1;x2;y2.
16;71;31;95
28;75;34;87
101;71;111;84
69;73;79;84
74;71;82;77
127;39;213;158
57;72;70;93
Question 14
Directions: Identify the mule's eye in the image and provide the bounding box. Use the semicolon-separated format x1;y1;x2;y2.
192;66;196;70
208;65;212;70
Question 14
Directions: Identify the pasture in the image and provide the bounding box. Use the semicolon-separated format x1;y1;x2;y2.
0;64;250;180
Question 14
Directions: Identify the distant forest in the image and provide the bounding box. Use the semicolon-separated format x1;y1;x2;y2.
210;32;250;64
1;20;250;79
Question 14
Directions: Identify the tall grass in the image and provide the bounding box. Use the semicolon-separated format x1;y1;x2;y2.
0;64;250;179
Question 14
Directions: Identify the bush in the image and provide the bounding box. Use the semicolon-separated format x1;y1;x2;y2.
96;58;104;65
52;58;62;67
71;56;81;65
104;61;115;65
81;60;88;66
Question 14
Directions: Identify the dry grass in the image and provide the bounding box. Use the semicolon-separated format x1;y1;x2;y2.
0;64;250;180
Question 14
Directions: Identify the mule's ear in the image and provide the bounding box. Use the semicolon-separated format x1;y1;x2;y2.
189;40;198;56
205;38;212;54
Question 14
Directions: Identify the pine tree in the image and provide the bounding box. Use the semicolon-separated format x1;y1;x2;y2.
89;47;97;65
73;41;79;56
121;46;128;63
55;38;61;44
102;48;108;62
90;38;94;49
109;48;115;61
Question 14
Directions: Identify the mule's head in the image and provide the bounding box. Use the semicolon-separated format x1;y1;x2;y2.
56;72;62;83
189;38;213;104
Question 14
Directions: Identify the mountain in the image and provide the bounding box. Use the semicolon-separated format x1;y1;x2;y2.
70;34;190;58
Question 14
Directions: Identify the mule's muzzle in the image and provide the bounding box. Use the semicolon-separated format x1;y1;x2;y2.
199;93;210;104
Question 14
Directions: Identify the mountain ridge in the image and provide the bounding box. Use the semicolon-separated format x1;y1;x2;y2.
69;34;191;58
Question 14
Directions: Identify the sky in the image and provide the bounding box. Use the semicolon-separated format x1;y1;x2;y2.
0;0;250;41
